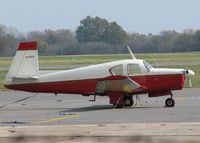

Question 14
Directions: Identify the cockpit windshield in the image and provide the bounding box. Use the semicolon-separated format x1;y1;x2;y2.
143;61;153;72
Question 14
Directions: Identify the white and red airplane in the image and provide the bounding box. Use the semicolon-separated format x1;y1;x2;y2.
4;41;195;108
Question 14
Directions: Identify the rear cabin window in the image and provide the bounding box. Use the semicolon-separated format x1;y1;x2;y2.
127;64;142;75
110;65;123;75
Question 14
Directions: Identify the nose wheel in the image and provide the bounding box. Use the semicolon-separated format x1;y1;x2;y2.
165;98;175;107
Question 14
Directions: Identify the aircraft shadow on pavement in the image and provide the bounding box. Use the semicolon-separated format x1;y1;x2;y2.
61;105;113;113
60;104;163;113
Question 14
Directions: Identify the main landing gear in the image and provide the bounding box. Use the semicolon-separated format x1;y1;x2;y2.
165;92;175;107
113;95;134;108
124;96;134;107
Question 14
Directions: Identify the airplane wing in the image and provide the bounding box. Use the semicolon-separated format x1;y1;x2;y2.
96;75;146;94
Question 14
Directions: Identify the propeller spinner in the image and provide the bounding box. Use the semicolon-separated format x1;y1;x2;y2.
184;69;195;87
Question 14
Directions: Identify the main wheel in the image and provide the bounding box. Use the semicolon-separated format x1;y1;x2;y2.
165;98;175;107
124;96;134;107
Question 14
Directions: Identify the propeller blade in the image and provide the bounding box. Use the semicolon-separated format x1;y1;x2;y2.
188;78;192;88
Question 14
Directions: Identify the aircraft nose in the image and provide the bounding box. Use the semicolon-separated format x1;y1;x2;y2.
184;69;195;78
186;70;195;77
184;69;195;88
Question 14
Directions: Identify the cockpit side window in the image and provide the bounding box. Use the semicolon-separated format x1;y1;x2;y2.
127;64;142;75
109;64;123;75
143;61;153;72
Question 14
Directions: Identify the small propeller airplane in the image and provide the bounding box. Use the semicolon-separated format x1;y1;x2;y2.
4;41;195;108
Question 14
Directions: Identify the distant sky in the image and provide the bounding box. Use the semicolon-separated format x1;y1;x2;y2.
0;0;200;34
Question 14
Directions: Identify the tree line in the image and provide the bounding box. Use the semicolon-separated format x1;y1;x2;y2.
0;16;200;56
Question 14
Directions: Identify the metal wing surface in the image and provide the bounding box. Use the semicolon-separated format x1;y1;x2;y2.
96;75;145;94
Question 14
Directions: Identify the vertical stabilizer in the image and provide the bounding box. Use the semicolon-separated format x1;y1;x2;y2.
7;41;39;78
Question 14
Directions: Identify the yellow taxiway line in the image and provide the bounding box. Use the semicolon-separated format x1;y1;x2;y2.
33;114;80;124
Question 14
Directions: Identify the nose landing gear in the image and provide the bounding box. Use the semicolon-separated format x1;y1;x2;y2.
165;92;175;107
165;98;175;107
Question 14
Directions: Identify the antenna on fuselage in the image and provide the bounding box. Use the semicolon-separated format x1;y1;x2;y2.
127;45;136;60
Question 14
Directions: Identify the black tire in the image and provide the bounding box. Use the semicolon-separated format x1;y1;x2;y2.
165;98;175;107
124;96;134;107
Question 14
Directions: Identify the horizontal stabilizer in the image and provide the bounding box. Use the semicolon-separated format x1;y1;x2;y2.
11;76;38;80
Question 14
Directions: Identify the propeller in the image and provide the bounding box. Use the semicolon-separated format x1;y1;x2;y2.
183;67;195;88
189;78;192;88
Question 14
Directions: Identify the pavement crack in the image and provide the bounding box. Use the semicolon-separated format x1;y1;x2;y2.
0;94;37;109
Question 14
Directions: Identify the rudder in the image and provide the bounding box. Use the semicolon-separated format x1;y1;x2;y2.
7;41;39;78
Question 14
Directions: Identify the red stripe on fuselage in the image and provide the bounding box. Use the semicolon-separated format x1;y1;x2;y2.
5;79;98;94
131;73;185;92
5;74;185;95
17;42;37;51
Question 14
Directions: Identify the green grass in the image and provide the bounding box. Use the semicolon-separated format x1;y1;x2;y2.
0;52;200;91
1;52;200;67
38;52;200;66
0;70;7;91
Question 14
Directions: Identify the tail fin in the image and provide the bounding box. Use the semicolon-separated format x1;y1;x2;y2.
7;41;39;79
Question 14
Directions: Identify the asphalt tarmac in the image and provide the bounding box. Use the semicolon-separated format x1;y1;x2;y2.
0;88;199;126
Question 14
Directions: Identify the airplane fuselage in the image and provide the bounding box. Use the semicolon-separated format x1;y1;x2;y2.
4;41;195;108
4;60;185;96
